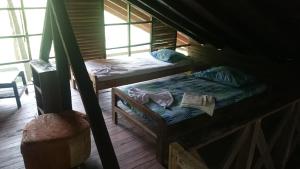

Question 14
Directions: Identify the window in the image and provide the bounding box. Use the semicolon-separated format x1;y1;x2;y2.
104;0;151;57
0;0;46;65
0;0;47;81
0;0;190;80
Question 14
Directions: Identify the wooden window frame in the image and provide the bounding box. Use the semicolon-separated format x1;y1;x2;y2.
104;2;152;57
0;0;46;65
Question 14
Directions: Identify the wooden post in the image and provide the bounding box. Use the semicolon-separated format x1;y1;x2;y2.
111;88;118;124
50;9;72;111
49;0;120;168
39;0;52;62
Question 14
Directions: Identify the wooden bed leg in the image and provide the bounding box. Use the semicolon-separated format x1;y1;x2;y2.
156;128;168;166
70;68;77;90
92;81;99;100
71;78;77;90
91;76;99;100
95;89;99;100
112;88;118;124
112;111;118;124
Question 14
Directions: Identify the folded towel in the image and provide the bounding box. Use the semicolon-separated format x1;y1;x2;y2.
180;93;215;116
128;88;174;108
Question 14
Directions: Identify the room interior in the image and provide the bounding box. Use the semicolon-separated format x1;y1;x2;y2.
1;0;300;169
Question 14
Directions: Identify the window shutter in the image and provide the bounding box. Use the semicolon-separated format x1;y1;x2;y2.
65;0;106;59
151;17;177;52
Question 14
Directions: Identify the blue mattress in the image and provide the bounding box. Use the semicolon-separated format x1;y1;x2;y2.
117;73;267;125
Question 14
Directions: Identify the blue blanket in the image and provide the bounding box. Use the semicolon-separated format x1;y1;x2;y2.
118;73;266;125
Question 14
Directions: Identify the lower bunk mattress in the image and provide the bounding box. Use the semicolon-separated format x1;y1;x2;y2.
116;72;267;125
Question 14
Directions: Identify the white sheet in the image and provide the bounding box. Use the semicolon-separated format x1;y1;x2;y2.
84;52;191;82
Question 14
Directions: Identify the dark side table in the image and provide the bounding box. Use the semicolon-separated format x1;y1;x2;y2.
0;68;28;109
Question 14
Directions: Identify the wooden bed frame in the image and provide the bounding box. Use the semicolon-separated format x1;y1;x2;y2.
169;101;300;169
91;63;194;97
168;142;209;169
71;58;206;98
112;86;300;166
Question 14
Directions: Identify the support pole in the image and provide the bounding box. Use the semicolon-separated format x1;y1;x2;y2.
49;0;120;168
50;8;72;111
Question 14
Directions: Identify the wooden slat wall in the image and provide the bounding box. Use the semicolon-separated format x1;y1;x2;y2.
151;17;177;52
104;0;151;22
187;39;300;86
104;0;127;20
65;0;106;60
104;0;152;33
188;39;268;76
177;32;189;46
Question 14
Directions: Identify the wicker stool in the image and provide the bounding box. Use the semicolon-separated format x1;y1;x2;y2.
21;111;91;169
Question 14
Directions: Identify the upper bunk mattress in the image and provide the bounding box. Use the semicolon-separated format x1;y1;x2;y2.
84;53;192;82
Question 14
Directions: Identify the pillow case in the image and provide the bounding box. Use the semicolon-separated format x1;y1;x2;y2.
193;66;256;87
151;49;187;63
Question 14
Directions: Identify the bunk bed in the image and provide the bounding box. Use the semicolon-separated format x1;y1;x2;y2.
111;67;270;163
73;52;198;96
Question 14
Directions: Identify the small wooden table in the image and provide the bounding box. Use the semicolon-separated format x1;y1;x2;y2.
0;68;28;109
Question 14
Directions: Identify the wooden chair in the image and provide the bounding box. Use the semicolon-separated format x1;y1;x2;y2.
0;68;28;109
